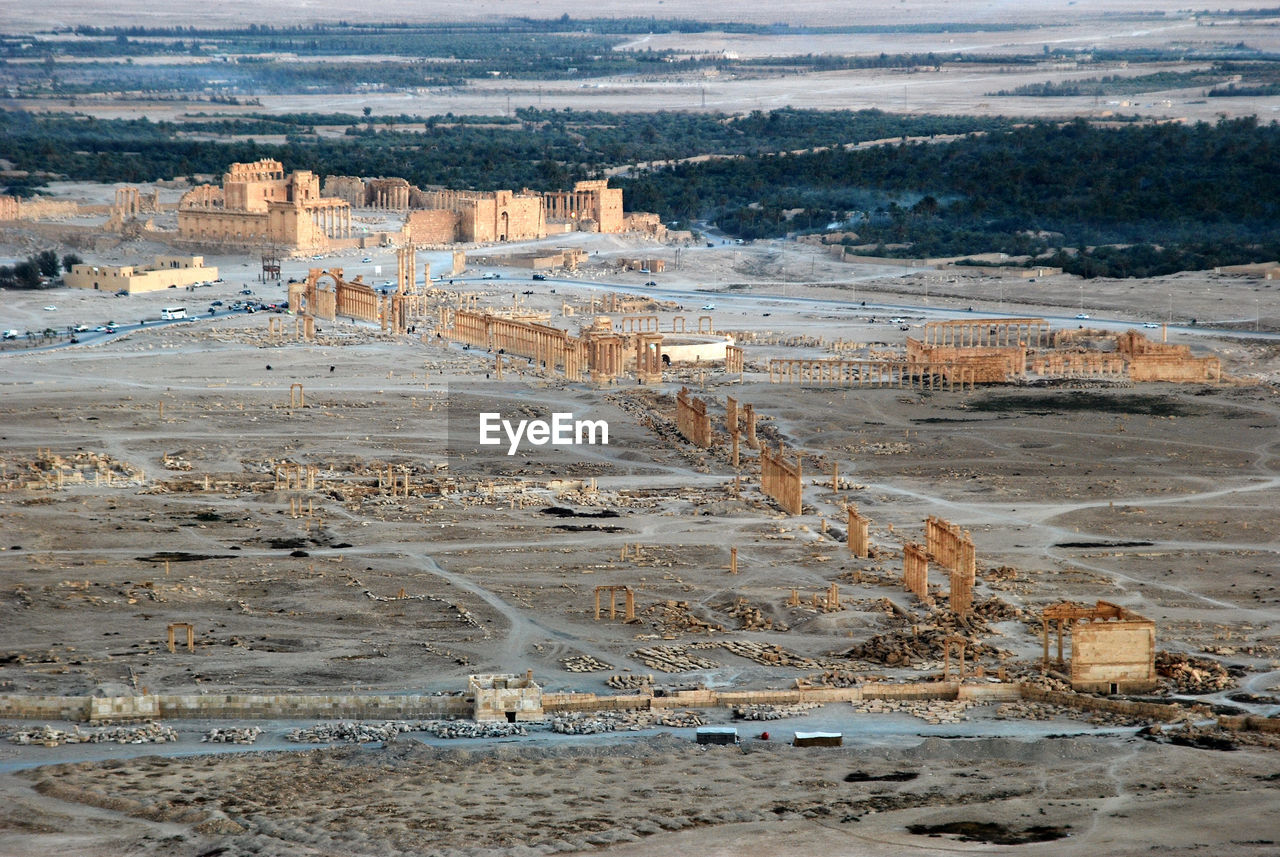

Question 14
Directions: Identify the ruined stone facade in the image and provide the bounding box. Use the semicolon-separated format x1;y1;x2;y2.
416;188;546;243
321;176;412;210
177;160;352;252
543;179;623;233
322;175;637;244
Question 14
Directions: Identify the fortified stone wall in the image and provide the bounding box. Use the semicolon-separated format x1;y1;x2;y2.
407;209;461;245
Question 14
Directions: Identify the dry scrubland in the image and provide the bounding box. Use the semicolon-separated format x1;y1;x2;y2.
9;735;1280;857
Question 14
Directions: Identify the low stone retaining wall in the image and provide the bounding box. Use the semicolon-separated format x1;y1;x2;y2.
1020;686;1203;722
1218;714;1280;734
0;681;1221;725
0;693;468;723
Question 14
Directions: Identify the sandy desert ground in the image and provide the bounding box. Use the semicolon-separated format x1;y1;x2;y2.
2;2;1280;852
0;228;1278;854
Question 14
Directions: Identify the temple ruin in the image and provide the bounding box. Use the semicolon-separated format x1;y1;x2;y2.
178;160;352;252
1041;601;1158;693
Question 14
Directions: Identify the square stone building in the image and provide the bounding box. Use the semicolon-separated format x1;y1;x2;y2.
468;672;544;722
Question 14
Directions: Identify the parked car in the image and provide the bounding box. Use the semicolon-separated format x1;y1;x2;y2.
114;289;129;296
240;288;253;295
701;304;715;311
1143;322;1160;329
43;305;57;311
210;300;223;307
645;281;657;286
361;257;373;263
531;273;546;281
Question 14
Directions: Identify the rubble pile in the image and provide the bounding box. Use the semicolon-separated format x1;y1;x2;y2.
983;565;1029;594
733;702;822;721
851;698;978;724
798;668;873;688
561;655;613;673
723;599;788;632
656;710;705;728
550;713;628;734
711;640;820;669
995;701;1150;727
840;628;988;667
632;645;720;672
1156;651;1237;693
162;453;194;471
550;717;617;735
286;721;426;743
1021;673;1074;693
202;726;263;744
426;721;528;739
286;720;529;743
642;600;726;635
8;722;178;746
606;673;654;690
970;596;1024;623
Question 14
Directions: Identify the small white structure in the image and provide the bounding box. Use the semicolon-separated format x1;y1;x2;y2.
695;726;739;745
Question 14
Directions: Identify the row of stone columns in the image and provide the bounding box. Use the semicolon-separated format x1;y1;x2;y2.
903;543;931;603
760;444;803;515
675;387;712;448
769;358;975;391
922;318;1050;348
310;205;352;239
847;505;871;558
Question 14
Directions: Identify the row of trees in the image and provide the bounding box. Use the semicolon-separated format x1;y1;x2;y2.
619;117;1280;275
0;108;1009;191
0;251;80;289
